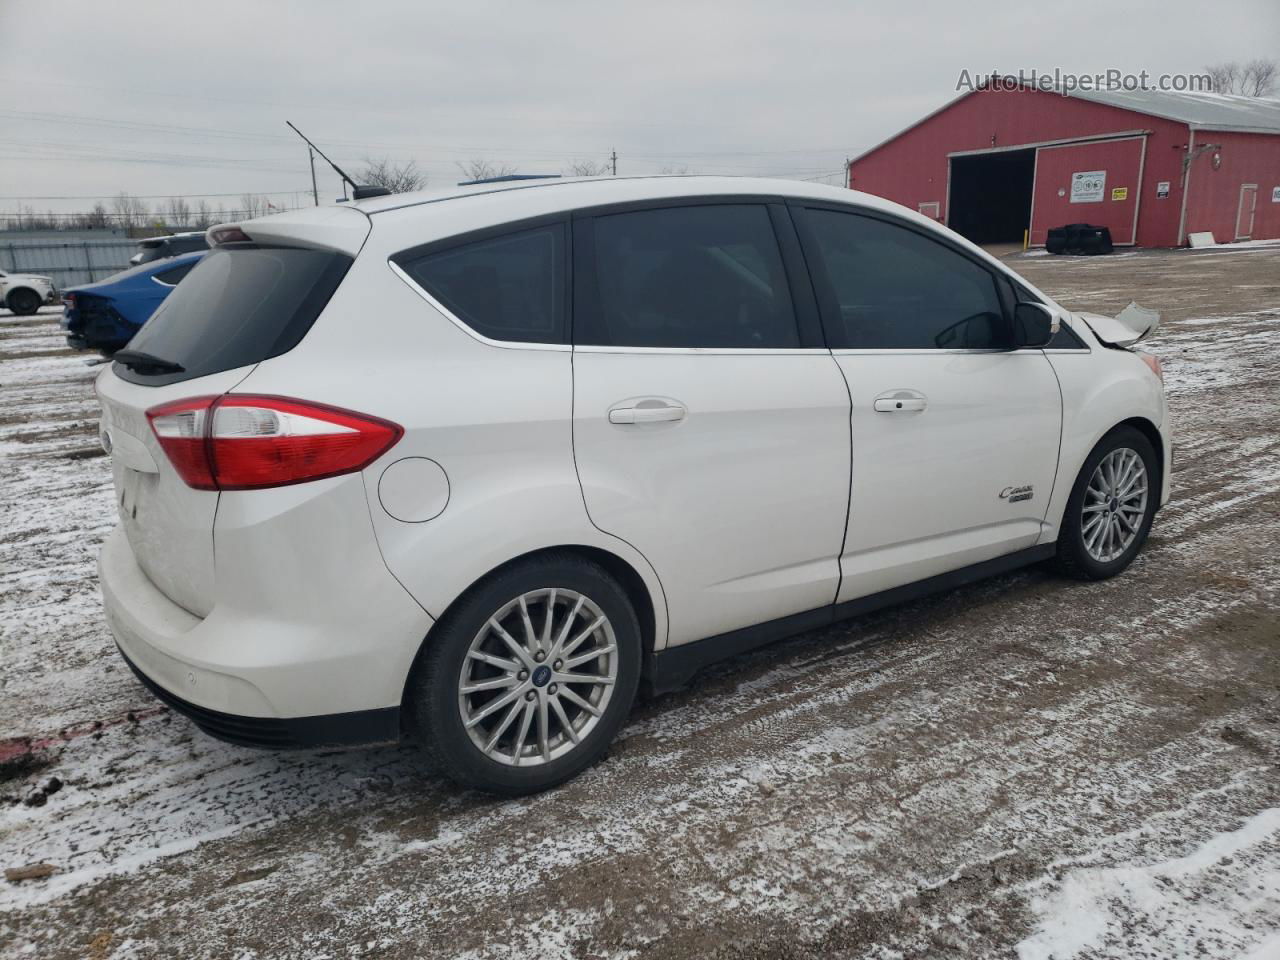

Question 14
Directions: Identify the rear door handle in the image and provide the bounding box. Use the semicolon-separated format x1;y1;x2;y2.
608;402;687;425
873;390;927;413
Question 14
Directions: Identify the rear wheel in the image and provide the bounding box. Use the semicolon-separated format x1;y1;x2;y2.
1055;426;1158;580
408;554;642;794
6;288;40;316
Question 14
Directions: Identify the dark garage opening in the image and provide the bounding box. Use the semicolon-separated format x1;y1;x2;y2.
947;149;1035;245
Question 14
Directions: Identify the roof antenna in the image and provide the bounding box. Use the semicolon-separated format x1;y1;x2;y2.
285;121;390;201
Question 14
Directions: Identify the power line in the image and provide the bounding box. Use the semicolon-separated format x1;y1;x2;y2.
0;189;316;201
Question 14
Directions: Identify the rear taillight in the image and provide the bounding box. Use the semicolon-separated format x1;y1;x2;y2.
146;395;402;491
62;294;75;309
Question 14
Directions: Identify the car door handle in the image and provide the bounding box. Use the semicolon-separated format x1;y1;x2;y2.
873;390;927;413
608;403;687;425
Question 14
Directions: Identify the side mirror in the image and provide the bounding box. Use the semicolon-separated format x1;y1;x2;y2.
1013;302;1059;348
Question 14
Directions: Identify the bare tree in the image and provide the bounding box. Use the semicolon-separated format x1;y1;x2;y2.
456;159;517;183
238;194;270;219
658;163;693;176
191;200;215;229
164;197;193;228
565;159;609;177
111;192;149;228
85;202;109;229
1242;58;1278;97
360;156;426;193
1205;59;1278;96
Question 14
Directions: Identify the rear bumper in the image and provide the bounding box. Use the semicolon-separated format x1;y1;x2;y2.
99;520;433;738
117;645;399;748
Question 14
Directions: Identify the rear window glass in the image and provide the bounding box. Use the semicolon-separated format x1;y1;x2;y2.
396;223;567;344
114;245;351;385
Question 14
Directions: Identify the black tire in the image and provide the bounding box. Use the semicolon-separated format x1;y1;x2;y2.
407;553;642;795
6;288;41;316
1055;426;1159;581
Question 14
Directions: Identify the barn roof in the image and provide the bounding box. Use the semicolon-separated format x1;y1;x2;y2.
850;84;1280;166
1069;88;1280;134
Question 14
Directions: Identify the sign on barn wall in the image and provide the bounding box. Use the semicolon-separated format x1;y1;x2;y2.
1157;181;1171;199
1070;170;1106;203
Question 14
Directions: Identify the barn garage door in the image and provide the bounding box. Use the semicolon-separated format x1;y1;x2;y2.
1029;136;1146;246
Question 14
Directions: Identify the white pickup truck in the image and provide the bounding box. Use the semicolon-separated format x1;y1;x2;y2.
0;269;58;315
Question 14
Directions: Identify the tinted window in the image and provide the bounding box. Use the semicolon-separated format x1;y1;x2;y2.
398;223;566;344
583;205;798;349
154;262;195;285
115;245;351;385
170;236;210;255
806;210;1006;349
1047;322;1086;349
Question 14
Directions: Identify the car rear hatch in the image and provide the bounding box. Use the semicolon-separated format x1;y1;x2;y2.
95;207;370;616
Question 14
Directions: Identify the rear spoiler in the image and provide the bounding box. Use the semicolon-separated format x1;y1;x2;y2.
1075;302;1160;348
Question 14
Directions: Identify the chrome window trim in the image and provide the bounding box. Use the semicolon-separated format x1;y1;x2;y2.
574;345;831;356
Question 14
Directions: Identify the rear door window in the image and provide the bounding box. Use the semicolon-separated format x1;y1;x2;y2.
578;204;799;349
394;223;567;344
115;245;352;385
803;208;1007;350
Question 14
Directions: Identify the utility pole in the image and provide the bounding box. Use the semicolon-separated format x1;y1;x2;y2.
610;149;617;176
308;147;319;206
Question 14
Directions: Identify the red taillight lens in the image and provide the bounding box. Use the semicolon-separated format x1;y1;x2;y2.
63;294;75;309
209;226;251;245
147;395;402;491
147;396;218;489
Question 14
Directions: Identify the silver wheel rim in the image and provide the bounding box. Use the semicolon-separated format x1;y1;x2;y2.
458;588;618;767
1082;447;1148;563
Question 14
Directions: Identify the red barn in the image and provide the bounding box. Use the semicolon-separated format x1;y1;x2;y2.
847;83;1280;248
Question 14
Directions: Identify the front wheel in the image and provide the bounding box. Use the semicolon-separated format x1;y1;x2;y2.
1055;426;1159;580
6;288;41;316
407;554;642;795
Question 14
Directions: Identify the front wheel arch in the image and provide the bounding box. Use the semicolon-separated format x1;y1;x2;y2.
1115;416;1164;507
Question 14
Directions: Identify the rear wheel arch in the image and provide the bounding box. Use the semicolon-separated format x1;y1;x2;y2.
399;544;659;723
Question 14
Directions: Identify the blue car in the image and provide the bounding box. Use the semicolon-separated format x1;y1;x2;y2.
62;251;205;353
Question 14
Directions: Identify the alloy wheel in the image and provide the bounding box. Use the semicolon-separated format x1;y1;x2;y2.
1082;447;1148;563
457;588;618;766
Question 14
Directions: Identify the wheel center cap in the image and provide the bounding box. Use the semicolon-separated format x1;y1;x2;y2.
531;665;552;687
1109;498;1119;513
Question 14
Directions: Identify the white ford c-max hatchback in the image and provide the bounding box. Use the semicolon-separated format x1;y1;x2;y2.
96;177;1169;793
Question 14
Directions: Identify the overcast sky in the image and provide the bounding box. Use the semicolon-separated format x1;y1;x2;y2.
2;0;1277;215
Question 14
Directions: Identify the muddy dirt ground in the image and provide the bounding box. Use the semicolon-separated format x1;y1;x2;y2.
2;244;1278;959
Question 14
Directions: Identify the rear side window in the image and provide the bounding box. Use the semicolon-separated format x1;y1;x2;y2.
396;223;567;344
153;262;195;285
580;204;799;349
804;209;1006;350
115;245;351;385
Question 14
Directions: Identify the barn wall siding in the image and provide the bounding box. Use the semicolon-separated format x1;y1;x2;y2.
847;87;1190;247
1183;131;1280;243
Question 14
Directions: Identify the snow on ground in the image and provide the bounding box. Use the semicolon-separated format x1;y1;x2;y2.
2;243;1280;959
1019;807;1280;959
